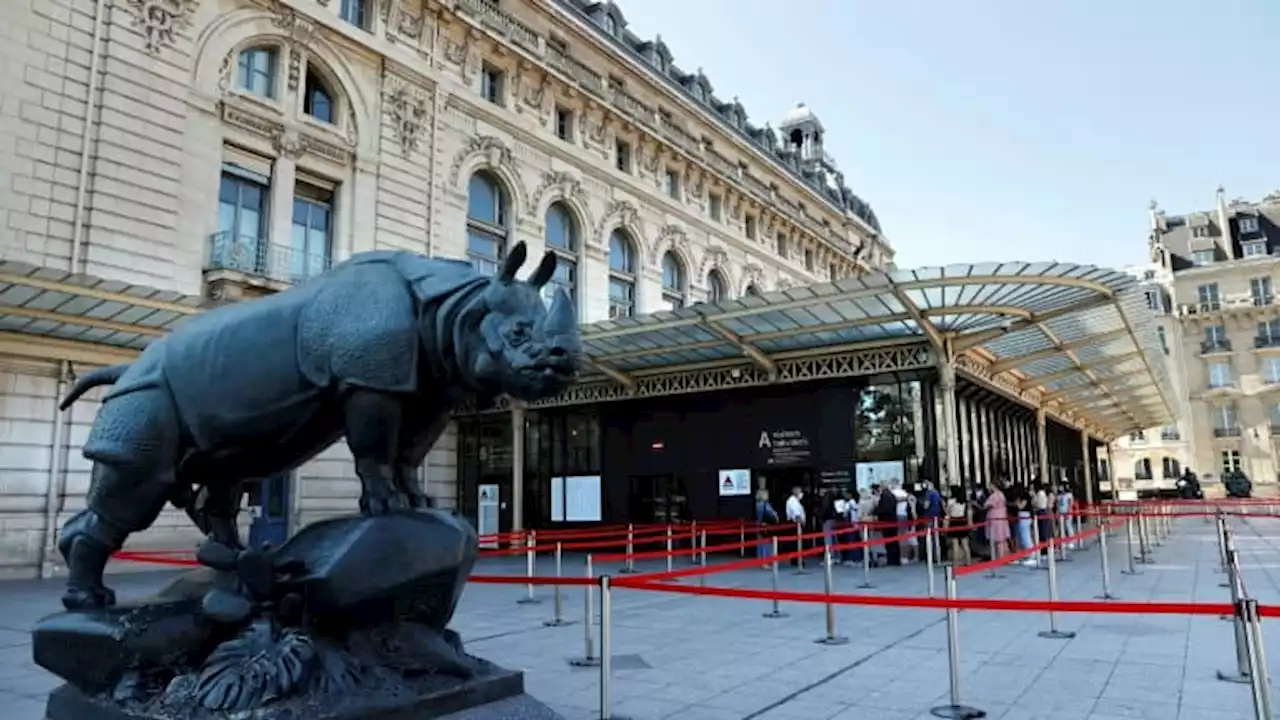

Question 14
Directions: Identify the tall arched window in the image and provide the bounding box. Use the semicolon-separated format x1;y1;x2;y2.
706;269;728;304
303;68;334;124
661;252;685;310
608;230;636;319
1134;458;1152;480
1161;457;1181;479
467;171;507;277
236;47;278;99
744;284;761;297
544;202;578;307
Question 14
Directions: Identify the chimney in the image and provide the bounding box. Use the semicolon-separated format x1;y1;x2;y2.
1216;186;1235;260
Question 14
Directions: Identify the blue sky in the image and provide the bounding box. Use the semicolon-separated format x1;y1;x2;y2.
615;0;1280;270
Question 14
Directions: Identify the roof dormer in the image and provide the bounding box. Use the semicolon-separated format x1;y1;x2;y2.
637;35;672;75
587;2;627;38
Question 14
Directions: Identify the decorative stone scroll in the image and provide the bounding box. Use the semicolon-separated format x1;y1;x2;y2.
124;0;199;55
385;82;430;157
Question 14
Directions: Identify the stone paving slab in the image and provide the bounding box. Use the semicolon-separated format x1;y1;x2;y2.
0;515;1276;719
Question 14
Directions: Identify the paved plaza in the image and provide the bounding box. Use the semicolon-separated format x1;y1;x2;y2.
0;515;1277;719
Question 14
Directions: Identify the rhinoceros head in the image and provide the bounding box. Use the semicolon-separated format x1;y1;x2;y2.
468;241;581;401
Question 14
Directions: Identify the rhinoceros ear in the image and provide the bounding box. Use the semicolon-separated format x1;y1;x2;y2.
528;251;557;290
498;241;528;283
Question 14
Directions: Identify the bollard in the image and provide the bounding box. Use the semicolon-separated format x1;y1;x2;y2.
1217;550;1250;684
1121;515;1140;576
857;524;875;589
568;554;600;668
665;526;674;575
517;530;541;605
813;547;849;646
1036;536;1076;640
925;519;937;598
598;575;615;720
929;566;988;719
793;523;808;575
618;524;637;574
1242;598;1275;720
1095;522;1117;600
544;541;571;627
763;536;788;619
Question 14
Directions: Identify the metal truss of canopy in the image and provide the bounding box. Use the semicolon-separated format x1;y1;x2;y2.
574;262;1174;441
0;260;202;366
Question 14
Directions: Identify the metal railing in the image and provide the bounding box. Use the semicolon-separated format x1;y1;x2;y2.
1214;426;1243;438
206;232;331;286
1255;336;1280;349
1201;340;1233;354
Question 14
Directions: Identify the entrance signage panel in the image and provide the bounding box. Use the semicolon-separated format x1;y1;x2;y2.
478;484;499;547
855;460;905;494
758;428;812;466
564;476;603;521
718;468;752;496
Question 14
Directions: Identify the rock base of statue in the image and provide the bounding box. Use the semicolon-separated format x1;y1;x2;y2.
33;511;534;720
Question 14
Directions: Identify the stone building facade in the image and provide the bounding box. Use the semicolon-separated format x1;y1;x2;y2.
0;0;891;576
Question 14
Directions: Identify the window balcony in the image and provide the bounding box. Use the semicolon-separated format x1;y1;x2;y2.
1255;336;1280;349
1200;340;1233;354
1160;430;1181;441
1253;295;1276;307
1214;426;1242;438
204;232;331;301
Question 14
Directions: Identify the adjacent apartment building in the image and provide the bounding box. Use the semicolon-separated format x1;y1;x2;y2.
1108;188;1280;496
0;0;890;576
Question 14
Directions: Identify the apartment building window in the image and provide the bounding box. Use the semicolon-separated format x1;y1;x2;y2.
1133;458;1152;480
1192;225;1211;238
1197;283;1220;310
804;248;815;272
339;0;368;29
236;47;277;99
481;64;504;105
217;160;270;274
1264;357;1280;384
466;171;508;277
745;215;758;240
1144;288;1161;312
661;252;686;310
1251;276;1273;305
1208;361;1233;388
615;140;632;174
1243;240;1269;258
608;230;637;319
543;202;579;307
303;69;334;124
1213;404;1239;436
1192;249;1215;266
1156;326;1169;355
664;168;680;200
1161;457;1181;478
776;234;788;258
1160;425;1180;441
1129;431;1146;443
1203;324;1229;353
1240;216;1260;234
708;193;722;221
1222;449;1242;474
706;270;729;304
1258;319;1280;348
290;180;333;282
554;106;574;142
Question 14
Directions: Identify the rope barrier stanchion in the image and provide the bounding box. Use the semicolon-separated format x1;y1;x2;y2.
1030;514;1045;572
739;520;746;558
1056;515;1073;563
1095;522;1117;601
930;566;987;720
618;524;637;575
793;523;808;575
597;574;621;720
698;530;708;586
517;530;540;605
664;526;674;576
1036;535;1076;641
925;518;937;599
1136;510;1154;565
1243;598;1275;720
1220;529;1237;589
763;536;788;619
1121;515;1140;576
688;521;698;565
1216;513;1230;574
544;541;570;627
568;554;599;669
857;524;875;589
1218;549;1251;684
814;546;849;646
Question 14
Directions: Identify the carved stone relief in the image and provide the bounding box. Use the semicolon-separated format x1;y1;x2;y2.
699;246;730;279
648;225;690;267
385;82;430;157
270;2;318;46
447;135;515;186
287;49;302;92
594;200;642;248
443;28;481;84
124;0;198;55
529;171;590;227
776;278;793;290
221;102;353;166
741;263;764;292
516;70;554;127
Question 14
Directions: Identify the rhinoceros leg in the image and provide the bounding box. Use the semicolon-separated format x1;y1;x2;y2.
342;387;412;515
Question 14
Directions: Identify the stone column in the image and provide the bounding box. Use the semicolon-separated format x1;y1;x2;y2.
1081;431;1094;507
1036;407;1049;487
510;403;526;534
939;360;961;493
269;154;297;271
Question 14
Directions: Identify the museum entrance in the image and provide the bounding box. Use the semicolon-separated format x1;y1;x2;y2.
629;474;689;525
757;466;819;532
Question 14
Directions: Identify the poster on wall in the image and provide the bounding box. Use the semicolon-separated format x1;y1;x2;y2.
478;484;499;549
717;468;752;497
855;460;905;495
550;476;603;522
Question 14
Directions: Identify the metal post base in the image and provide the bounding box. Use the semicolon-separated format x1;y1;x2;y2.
1037;629;1077;640
985;573;1007;580
517;597;542;605
793;568;810;575
856;582;875;589
1121;569;1141;576
762;610;789;619
543;619;575;627
1095;593;1118;600
617;567;640;574
930;704;987;719
1216;669;1251;684
568;657;600;668
814;635;850;646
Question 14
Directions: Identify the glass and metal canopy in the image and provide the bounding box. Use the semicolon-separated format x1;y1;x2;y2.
580;261;1174;439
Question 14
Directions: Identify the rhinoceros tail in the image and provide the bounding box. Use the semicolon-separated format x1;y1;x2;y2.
59;363;130;410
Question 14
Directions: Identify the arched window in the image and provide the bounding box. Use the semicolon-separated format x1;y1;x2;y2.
1161;457;1181;479
608;230;636;319
661;252;685;310
466;171;508;277
303;68;334;124
706;269;728;304
237;47;278;99
602;13;617;35
1134;458;1152;480
543;202;578;307
744;284;761;297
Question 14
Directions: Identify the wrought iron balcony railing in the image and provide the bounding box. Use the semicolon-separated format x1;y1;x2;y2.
1213;426;1242;438
207;232;331;286
1257;336;1280;349
1201;340;1233;354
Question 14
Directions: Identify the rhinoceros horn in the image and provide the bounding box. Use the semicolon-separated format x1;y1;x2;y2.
498;241;528;282
543;287;576;337
527;251;557;289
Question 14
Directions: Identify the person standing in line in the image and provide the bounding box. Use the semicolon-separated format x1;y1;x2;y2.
1033;482;1052;558
983;480;1012;562
820;489;840;559
839;488;862;565
945;486;971;566
1056;480;1076;548
1014;491;1036;566
921;480;944;562
785;486;806;566
755;488;779;561
859;484;881;567
876;483;903;566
